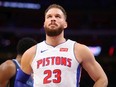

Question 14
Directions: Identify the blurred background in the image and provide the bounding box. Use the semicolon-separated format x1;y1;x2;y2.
0;0;116;87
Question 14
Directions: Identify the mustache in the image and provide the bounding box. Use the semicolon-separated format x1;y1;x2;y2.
49;22;57;26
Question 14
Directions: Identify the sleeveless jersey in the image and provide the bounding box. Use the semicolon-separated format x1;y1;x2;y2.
10;59;33;87
31;39;82;87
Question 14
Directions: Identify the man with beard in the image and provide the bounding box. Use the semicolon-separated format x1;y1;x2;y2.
14;4;108;87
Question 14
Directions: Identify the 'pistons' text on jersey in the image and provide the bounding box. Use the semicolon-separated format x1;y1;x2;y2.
37;56;72;68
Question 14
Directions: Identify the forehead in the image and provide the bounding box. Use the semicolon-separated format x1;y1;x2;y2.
46;8;64;16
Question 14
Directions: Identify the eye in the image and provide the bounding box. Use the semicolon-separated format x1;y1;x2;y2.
47;15;52;19
55;15;61;18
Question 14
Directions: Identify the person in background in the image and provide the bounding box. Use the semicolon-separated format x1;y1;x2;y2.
14;4;108;87
0;37;37;87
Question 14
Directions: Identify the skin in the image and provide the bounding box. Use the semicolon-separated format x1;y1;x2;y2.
20;8;108;87
0;55;21;87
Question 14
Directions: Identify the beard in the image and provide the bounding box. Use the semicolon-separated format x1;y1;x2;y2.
44;26;63;36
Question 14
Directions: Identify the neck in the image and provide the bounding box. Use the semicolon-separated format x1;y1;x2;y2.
46;32;66;47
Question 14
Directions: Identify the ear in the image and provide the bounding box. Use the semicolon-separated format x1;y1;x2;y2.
64;21;67;29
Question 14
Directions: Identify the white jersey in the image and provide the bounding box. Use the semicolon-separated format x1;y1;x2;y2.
31;39;82;87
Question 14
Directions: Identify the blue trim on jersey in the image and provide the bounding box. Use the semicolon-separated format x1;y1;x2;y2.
12;59;20;67
76;64;81;87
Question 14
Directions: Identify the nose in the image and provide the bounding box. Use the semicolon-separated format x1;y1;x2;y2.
51;16;56;21
51;19;56;23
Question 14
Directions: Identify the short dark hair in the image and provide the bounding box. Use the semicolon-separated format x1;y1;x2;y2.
45;4;67;20
17;37;37;55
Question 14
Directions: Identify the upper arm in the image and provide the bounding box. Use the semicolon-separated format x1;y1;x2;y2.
75;43;107;82
0;60;15;87
20;45;36;75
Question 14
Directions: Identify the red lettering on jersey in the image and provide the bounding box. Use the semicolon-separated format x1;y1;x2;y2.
56;56;60;65
61;57;66;66
43;58;45;66
45;57;50;66
37;56;72;68
51;57;55;65
67;58;72;67
37;59;42;68
60;48;68;52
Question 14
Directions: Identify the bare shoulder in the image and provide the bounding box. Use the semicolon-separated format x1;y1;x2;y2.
0;60;15;70
21;45;37;63
74;42;94;63
75;42;91;53
0;60;15;77
20;45;37;74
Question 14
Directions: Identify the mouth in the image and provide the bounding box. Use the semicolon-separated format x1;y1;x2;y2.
49;22;57;26
49;24;57;28
50;24;56;26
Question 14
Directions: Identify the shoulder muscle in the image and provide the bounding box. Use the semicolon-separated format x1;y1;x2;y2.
0;60;16;82
21;45;36;74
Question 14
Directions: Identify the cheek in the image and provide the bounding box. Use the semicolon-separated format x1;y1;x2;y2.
44;21;48;27
60;22;67;28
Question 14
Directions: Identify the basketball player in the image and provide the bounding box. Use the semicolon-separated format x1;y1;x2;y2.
0;37;37;87
14;4;108;87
